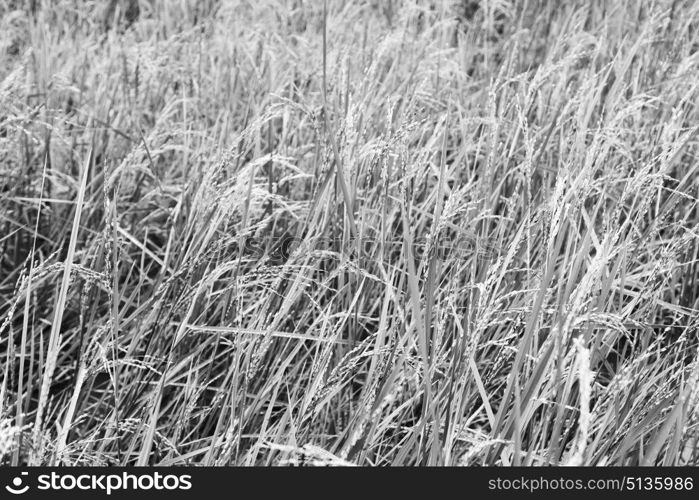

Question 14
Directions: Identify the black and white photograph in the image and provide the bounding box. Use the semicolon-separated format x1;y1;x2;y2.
0;0;698;493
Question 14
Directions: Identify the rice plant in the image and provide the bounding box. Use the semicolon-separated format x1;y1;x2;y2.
0;0;698;466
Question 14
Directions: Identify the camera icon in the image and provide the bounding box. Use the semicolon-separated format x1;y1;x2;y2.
5;472;29;495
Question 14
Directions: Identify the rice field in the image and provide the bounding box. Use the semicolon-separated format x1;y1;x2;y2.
1;0;698;466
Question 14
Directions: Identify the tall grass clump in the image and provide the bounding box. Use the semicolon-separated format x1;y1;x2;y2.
0;0;698;466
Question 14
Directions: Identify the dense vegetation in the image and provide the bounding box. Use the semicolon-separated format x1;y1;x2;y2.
1;0;698;465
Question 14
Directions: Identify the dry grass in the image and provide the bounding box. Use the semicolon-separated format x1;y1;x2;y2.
1;0;698;466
